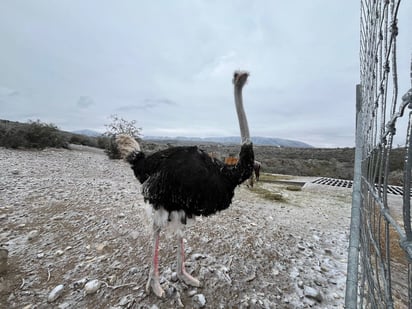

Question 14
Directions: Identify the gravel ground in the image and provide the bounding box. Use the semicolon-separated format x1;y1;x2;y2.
0;146;351;308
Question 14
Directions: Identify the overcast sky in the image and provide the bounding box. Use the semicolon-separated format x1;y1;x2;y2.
1;1;411;147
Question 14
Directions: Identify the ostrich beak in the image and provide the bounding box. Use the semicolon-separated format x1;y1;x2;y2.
233;71;249;87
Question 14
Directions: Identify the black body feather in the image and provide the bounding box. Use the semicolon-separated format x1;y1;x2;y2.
126;143;254;219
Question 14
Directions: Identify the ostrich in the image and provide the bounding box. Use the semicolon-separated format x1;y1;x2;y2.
248;161;262;188
115;71;254;298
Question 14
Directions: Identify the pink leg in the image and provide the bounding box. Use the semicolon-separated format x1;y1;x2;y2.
177;236;200;287
146;228;165;297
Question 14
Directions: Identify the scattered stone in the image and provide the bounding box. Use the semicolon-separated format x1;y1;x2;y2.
84;279;101;295
55;249;64;256
297;280;304;289
304;286;323;302
297;243;306;251
95;242;109;253
117;294;134;306
130;231;140;240
27;230;39;241
107;275;117;285
171;272;178;282
47;284;64;302
167;285;176;297
57;302;72;309
192;253;207;260
128;267;139;275
73;278;88;290
328;277;338;285
11;169;19;175
118;213;126;218
176;291;184;307
193;294;206;307
37;252;44;259
188;289;198;297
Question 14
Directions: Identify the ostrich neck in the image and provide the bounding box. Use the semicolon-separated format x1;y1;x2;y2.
234;86;251;144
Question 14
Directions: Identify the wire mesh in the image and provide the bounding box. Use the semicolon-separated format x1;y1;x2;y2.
346;0;412;308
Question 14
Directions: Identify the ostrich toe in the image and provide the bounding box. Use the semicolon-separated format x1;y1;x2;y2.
178;269;201;287
146;276;165;298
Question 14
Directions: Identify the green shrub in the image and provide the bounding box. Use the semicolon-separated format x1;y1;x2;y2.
105;136;121;159
25;120;68;149
0;120;68;149
69;134;99;148
97;136;110;149
0;127;28;148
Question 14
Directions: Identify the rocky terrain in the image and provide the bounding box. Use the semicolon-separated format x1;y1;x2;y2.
0;145;352;308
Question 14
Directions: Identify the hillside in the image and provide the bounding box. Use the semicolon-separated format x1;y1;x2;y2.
144;135;313;148
0;119;405;183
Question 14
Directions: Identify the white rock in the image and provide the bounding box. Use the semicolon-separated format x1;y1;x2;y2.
188;289;198;297
304;286;322;302
47;284;64;302
171;272;178;282
27;230;39;241
193;294;206;307
84;279;101;295
192;253;207;260
117;294;134;306
130;231;139;240
73;278;88;289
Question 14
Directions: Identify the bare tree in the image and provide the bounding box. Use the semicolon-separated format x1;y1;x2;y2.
104;115;142;159
104;115;141;139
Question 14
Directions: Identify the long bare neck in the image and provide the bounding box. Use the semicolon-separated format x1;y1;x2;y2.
234;85;251;144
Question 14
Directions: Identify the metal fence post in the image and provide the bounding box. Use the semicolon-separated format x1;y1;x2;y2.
345;84;363;308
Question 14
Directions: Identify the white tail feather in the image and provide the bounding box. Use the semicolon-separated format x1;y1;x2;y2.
115;134;141;158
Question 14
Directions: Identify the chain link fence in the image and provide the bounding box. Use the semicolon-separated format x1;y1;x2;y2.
346;0;412;308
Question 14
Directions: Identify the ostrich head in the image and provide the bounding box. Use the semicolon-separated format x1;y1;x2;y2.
233;71;249;88
233;70;251;144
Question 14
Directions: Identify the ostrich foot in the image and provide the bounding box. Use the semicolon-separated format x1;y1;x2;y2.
146;276;165;298
177;269;201;287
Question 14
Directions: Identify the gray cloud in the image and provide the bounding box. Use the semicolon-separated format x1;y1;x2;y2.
116;98;177;112
77;96;94;109
0;1;411;147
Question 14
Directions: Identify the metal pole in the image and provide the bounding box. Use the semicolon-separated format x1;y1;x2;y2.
345;84;363;308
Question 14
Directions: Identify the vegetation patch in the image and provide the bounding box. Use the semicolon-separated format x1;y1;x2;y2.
248;184;286;202
258;173;294;183
286;185;302;191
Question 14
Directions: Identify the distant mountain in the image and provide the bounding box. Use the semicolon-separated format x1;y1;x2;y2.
72;129;102;137
144;136;313;148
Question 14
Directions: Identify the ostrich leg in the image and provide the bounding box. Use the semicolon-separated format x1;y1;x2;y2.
146;227;165;298
177;235;200;287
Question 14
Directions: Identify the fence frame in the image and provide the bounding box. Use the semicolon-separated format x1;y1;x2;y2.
345;0;412;307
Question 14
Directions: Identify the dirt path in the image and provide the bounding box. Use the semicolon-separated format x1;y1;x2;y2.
0;146;351;308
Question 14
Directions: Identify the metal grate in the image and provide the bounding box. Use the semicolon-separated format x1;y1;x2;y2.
312;177;409;196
